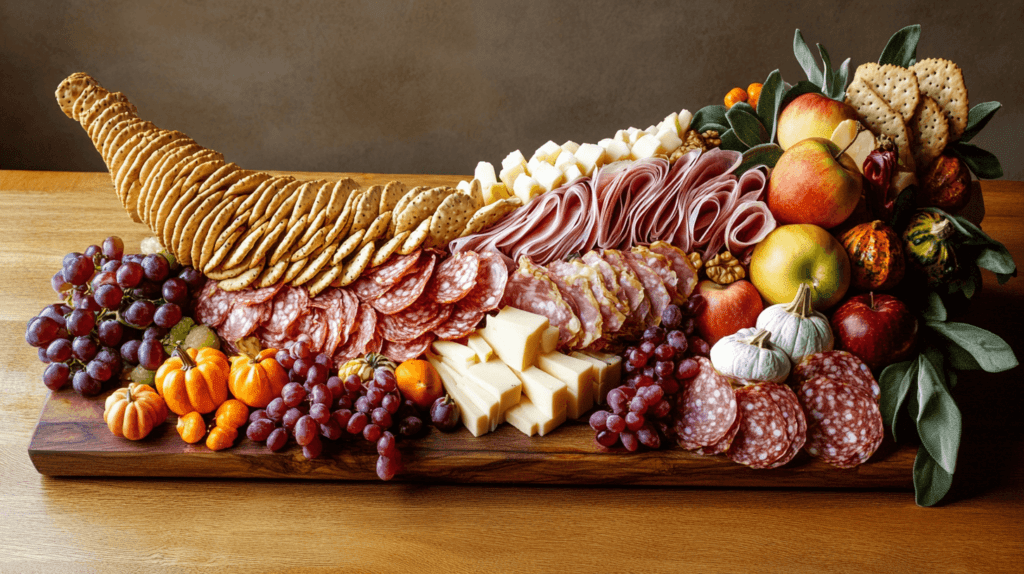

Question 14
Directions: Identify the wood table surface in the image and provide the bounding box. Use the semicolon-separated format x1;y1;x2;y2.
2;170;1022;573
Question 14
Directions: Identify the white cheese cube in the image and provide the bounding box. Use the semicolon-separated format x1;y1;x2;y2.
561;141;580;155
659;112;680;136
541;326;559;354
574;143;606;177
474;162;498;186
657;128;683;153
505;394;566;437
644;125;658;136
431;340;479;368
512;173;544;203
502;149;528;172
510;366;568;419
466;334;493;362
482;182;510;204
614;129;630;144
532;162;565;192
677;109;693;134
428;356;490;437
481;307;549;371
601;139;632;163
456;179;473;193
536;352;595;419
631;134;663;159
536;140;562;164
553;151;578;174
563;164;584;185
570;351;622;406
526;156;546;176
626;127;643;145
499;163;526;191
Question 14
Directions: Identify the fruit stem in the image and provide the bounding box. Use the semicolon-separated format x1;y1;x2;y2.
174;345;195;371
834;122;864;161
784;283;814;318
869;291;876;310
743;328;773;349
932;218;955;241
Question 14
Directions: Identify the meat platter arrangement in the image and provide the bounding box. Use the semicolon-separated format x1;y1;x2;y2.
24;26;1017;505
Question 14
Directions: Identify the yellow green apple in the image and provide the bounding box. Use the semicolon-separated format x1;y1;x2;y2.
749;224;851;310
766;137;863;229
777;93;860;150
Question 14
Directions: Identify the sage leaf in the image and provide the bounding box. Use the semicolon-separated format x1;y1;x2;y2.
756;70;785;142
914;447;954;507
818;44;834;97
916;351;961;475
793;29;823;87
977;247;1017;281
737;144;784;176
727;107;769;148
717;129;748;152
926;321;1019;373
920;291;947;322
780;81;824;110
958;101;1001;143
948;142;1004;179
879;359;917;440
835;57;851;97
947;369;957;389
879;25;921;68
692;105;728;133
729;101;757;117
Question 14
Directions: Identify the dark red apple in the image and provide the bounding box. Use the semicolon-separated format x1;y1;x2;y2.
830;293;918;370
694;279;764;345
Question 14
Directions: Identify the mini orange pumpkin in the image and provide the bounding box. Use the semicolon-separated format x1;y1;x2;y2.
205;425;238;451
156;346;230;416
176;411;207;444
228;339;287;408
215;399;249;430
104;383;169;440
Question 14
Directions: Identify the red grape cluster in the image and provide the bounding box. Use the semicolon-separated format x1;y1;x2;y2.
589;295;708;451
25;236;203;395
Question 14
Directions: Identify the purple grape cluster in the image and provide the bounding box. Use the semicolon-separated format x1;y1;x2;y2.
24;236;204;395
589;296;709;451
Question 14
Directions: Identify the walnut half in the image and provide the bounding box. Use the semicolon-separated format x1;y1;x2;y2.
705;251;745;284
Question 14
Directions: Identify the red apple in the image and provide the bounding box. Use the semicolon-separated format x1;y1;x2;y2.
830;293;918;370
777;92;860;150
694;279;764;345
767;137;863;229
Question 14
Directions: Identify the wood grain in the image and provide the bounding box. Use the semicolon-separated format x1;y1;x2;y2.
3;171;1023;573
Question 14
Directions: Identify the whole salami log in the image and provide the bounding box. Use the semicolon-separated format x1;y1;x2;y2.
797;376;884;468
791;350;880;401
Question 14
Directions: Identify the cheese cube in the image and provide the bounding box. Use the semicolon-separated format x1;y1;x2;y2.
541;326;559;354
512;173;544;203
475;162;498;186
456;179;473;193
499;162;526;191
482;182;510;204
536;352;595;419
466;334;493;362
510;366;568;419
561;140;580;155
527;156;546;176
677;109;693;134
431;340;479;368
574;143;606;176
535;140;562;164
627;127;643;145
502;149;528;172
563;164;584;185
480;307;549;371
659;112;680;136
505;394;567;437
570;351;622;405
631;134;663;159
553;151;578;174
532;162;565;192
428;356;489;437
657;128;683;153
456;360;523;421
435;356;500;429
600;139;631;163
614;129;630;144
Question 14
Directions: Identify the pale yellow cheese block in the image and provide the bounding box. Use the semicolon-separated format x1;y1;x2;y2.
480;307;549;372
431;340;479;369
541;326;559;354
571;351;623;406
505;395;567;437
536;352;595;419
444;359;523;424
509;365;568;419
428;356;490;437
466;334;494;362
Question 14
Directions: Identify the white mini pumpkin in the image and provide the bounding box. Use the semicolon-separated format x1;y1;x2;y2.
709;327;791;384
755;282;834;363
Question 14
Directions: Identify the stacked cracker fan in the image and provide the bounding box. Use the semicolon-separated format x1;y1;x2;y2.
54;73;521;295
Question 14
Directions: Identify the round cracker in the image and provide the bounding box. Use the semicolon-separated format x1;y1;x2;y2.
911;58;969;141
462;197;522;237
218;265;263;292
371;230;410;267
256;259;290;289
338;242;376;287
292;242;339;286
331;229;366;265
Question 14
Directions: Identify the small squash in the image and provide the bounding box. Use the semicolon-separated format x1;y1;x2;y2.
840;220;905;291
709;327;791;384
228;338;288;408
903;210;959;286
215;399;249;430
104;383;169;440
176;411;207;444
337;352;397;383
156;346;230;416
205;425;238;451
754;283;833;363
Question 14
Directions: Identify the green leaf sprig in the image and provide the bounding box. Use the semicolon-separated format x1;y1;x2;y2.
793;30;851;100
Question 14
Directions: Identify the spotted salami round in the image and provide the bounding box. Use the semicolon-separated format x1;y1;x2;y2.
218;300;271;343
379;296;453;343
333;303;378;363
727;383;791;469
428;251;480;305
233;284;283;306
295;308;329;355
460;250;508;312
798;376;884;469
195;280;234;328
433;304;486;340
381;332;435;363
759;382;807;468
694;412;741;456
371;253;437;315
674;357;738;450
264;286;309;336
792;350;880;401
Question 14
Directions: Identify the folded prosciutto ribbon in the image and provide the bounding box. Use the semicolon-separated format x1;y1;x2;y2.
449;148;776;266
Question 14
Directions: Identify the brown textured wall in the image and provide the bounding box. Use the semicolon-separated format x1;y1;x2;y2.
1;0;1021;179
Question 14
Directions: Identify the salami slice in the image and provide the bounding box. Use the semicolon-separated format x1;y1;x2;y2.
617;249;671;323
264;286;309;336
546;261;604;349
195;280;233;328
694;412;741;456
759;382;807;468
727;383;791;469
233;284;283;306
332;303;378;363
625;248;679;303
295;308;328;355
219;300;271;343
501;256;582;348
459;250;508;312
381;332;435;363
675;357;738;450
256;325;292;350
792;350;880;401
647;241;699;299
370;253;437;315
379;296;453;343
428;251;480;304
370;250;423;287
339;289;360;348
798;376;884;469
315;288;348;357
433;304;486;340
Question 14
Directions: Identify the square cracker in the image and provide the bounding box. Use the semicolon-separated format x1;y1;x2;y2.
910;95;950;170
854;62;920;123
911;58;969;141
845;76;915;172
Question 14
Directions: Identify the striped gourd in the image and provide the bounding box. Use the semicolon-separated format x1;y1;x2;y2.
902;211;958;286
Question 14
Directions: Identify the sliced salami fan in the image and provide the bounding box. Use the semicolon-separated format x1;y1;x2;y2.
759;382;807;468
433;304;486;340
647;241;698;299
379;296;453;343
792;350;880;401
316;288;348;357
694;413;741;456
798;376;884;469
295;308;328;355
459;250;508;312
428;251;480;304
219;300;271;343
233;284;283;306
502;256;582;348
370;253;437;315
264;286;309;335
381;332;435;363
727;383;791;469
332;303;378;363
256;325;292;351
351;251;422;302
195;280;234;328
674;357;738;450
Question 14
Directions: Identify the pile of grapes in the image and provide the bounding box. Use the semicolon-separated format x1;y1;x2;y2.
589;295;709;451
23;236;204;395
244;336;434;480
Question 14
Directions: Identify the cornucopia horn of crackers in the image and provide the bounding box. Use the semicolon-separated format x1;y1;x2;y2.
54;73;522;295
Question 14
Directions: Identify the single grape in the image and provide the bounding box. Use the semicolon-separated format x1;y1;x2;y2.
376;453;400;481
294;415;317;446
97;320;123;347
644;385;664;404
654;360;674;379
683;294;706;317
283;408;304;430
101;259;122;274
63;255;94;286
266;427;288;451
275;350;295;370
319;418;343;440
94;284;124;310
178;267;204;292
72;336;98;362
65;309;96;337
96;348;122;375
102;236;125;260
161;278;189;305
313;353;332;369
246;418;275;442
336;395;353;410
309;403;331;425
281;382;307;408
91;270;117;290
688;336;710;356
153;303;182;328
629;396;647;415
46;338;73;362
142;254;170;282
51;271;71;294
675;358;699;380
377;431;398;458
637;424;661;449
661;304;683;329
62;252;82;268
642;326;665;344
625;411;645;432
43;362;71;391
84;244;102;261
620;431;639;452
659;377;680;395
363;423;382;442
292;357;312;378
626;349;647;370
654;343;675;362
137;338;164;370
346;412;368;435
371;407;392;429
86;359;112;382
266;398;287;422
292;341;312;360
134;280;162;300
606;414;626;433
399;415;424;437
249;409;270;424
25;316;60;347
681;317;696;336
589;410;609;432
326;376;344;401
667;330;688;354
142;326;167;341
302;435;324;459
344;374;363;394
116;261;144;289
332;409;353;429
595;430;619;448
607;388;629;414
374;368;397;392
639;340;656;358
72;371;102;396
305;363;328;387
651;399;672;419
120;339;141;364
124;300;156;328
309;383;331;406
382;393;400;415
366;387;384;407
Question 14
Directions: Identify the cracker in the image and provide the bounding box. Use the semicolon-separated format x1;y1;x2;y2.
290;227;327;263
297;210;328;247
236;176;285;225
256;259;289;289
287;180;320;228
206;226;245;271
90;108;135;157
225;172;272;198
112;128;161;206
911;58;969;141
106;122;154;176
205;263;249;281
845;76;915;172
910;95;950;170
351;186;382;232
309;180;335;219
324;188;361;244
292;243;339;286
338;242;376;287
855;62;920;123
307;264;345;298
139;142;201;225
249;219;287;268
160;160;224;246
379;181;407;214
196;163;244;198
361;210;392;245
120;131;187;220
55;73;98;119
371;230;410;267
149;149;222;226
101;118;146;164
252;179;302;227
282;257;309;284
465;178;485;210
462;197;523;237
395;186;452;234
268;214;307;266
391;185;426;228
398;217;431;255
175;191;224;265
224;220;270;269
83;94;135;136
71;83;103;122
326;178;359;220
429;193;476;247
218;265;263;292
331;229;366;265
194;195;245;269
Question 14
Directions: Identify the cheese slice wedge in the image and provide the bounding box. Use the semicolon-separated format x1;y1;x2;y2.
480;307;549;371
509;366;568;419
536;352;595;419
442;357;522;423
571;351;622;406
541;325;559;354
466;334;493;362
432;340;479;368
437;356;501;429
505;395;567;437
428;356;490;437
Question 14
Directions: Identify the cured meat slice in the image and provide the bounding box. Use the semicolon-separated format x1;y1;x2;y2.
647;241;699;299
370;253;437;315
366;323;384;355
625;248;678;303
724;199;776;258
295;308;328;355
694;412;741;456
379;296;452;343
315;288;348;357
593;157;669;248
256;325;291;350
233;284;283;306
195;280;233;328
264;286;309;335
381;332;435;363
332;303;378;363
433;304;486;340
567;259;627;336
428;251;480;305
791;350;880;401
797;376;884;468
727;383;791;469
547;260;604;348
675;357;738;450
219;300;271;343
612;249;670;324
458;250;509;313
588;250;650;329
501;256;582;349
760;382;807;468
339;289;360;348
351;250;423;302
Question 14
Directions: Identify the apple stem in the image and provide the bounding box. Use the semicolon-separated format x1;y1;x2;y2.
744;328;773;349
783;283;814;318
869;291;875;310
834;123;864;161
